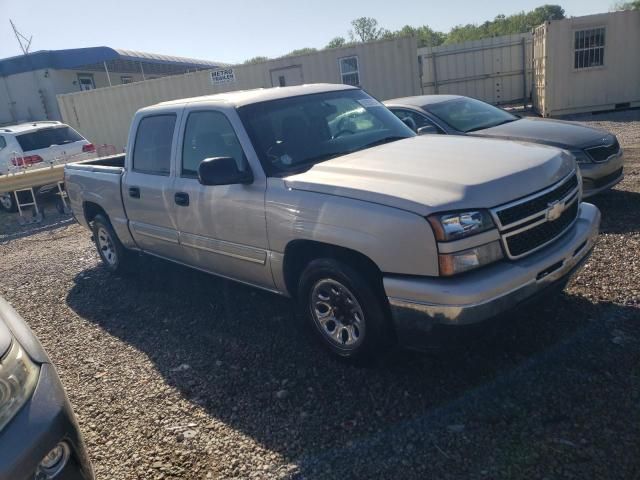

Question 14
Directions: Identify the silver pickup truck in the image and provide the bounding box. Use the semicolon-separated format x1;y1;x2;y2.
65;84;601;363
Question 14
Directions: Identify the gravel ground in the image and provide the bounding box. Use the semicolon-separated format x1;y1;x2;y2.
0;114;638;479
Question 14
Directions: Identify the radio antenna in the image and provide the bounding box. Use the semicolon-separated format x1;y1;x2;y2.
10;19;33;55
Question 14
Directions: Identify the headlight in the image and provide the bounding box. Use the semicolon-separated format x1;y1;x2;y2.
0;340;39;431
439;240;504;276
427;210;495;241
570;149;591;164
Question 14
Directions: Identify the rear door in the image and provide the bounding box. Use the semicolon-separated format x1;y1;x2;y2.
122;110;185;260
172;106;273;289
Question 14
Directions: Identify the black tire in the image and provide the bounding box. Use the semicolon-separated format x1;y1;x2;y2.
91;214;134;274
0;193;17;213
298;258;393;365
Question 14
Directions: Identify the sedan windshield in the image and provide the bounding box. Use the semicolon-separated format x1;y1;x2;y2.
425;97;518;133
237;89;415;176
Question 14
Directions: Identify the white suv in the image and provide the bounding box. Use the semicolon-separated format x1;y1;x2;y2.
0;121;95;212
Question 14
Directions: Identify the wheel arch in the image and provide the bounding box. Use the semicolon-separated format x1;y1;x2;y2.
282;239;384;300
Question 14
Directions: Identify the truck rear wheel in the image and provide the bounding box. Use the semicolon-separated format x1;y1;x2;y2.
0;193;17;213
91;214;133;274
298;258;393;365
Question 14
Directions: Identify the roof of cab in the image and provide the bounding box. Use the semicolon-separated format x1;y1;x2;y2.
383;95;464;107
148;84;358;111
0;121;66;135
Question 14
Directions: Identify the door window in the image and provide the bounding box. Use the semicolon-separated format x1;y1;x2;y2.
391;109;443;133
181;111;247;178
132;115;176;175
0;136;6;150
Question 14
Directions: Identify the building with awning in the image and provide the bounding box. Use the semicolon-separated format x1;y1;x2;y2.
0;46;226;124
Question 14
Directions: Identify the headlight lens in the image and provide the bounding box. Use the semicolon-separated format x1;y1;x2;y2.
439;241;504;276
0;340;39;431
570;149;591;164
428;210;495;241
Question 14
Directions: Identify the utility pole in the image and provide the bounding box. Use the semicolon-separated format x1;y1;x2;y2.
10;19;33;55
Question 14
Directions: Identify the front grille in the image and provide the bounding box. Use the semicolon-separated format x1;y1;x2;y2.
585;138;620;162
593;167;623;188
505;201;579;257
496;174;578;226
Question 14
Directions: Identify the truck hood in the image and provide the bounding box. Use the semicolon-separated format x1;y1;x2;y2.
284;135;574;216
469;117;612;149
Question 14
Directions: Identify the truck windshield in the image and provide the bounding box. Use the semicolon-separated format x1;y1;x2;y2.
16;126;85;152
237;89;415;176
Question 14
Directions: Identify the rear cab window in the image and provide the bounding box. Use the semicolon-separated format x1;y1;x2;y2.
16;126;84;152
132;115;177;175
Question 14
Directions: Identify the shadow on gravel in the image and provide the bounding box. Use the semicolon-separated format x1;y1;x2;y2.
65;254;639;477
589;188;640;234
0;198;73;243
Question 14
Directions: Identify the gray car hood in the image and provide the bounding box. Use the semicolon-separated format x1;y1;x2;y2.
284;135;574;216
470;117;612;149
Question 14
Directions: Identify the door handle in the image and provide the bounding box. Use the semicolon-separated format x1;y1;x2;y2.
174;192;190;207
128;186;140;198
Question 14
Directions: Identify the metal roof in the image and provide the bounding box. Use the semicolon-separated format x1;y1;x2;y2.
0;47;226;77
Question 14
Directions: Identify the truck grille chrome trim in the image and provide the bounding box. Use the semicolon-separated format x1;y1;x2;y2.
491;171;581;259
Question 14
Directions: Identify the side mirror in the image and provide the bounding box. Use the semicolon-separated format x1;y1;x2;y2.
401;117;417;132
417;125;439;135
198;157;253;186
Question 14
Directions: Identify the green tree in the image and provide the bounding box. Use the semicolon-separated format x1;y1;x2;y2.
613;0;640;9
285;47;318;57
396;25;447;47
349;17;385;42
243;56;270;64
325;36;347;48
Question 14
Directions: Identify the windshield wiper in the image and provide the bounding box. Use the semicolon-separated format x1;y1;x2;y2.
466;118;518;133
354;135;409;151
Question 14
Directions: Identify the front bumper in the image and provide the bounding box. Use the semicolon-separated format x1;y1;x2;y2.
385;202;600;348
580;150;624;198
0;362;94;480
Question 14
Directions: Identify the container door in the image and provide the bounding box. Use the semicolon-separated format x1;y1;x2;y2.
270;66;303;87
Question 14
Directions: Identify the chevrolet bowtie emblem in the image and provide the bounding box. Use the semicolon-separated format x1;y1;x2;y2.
546;200;565;221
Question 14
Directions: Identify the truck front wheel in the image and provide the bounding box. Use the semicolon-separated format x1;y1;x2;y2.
91;214;133;274
298;258;393;364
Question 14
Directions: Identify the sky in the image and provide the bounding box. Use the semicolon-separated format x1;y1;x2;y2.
1;0;612;64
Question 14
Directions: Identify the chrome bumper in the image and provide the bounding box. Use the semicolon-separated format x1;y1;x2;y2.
385;203;600;344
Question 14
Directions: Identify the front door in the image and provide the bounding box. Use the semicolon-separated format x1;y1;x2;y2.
173;108;273;289
122;112;184;260
270;66;303;87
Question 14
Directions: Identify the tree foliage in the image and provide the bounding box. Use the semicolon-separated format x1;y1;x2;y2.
285;47;318;57
349;17;387;42
612;0;640;9
243;5;570;64
243;56;270;64
446;5;565;43
325;36;347;48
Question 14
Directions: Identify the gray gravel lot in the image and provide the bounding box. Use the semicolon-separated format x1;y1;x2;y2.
0;112;638;479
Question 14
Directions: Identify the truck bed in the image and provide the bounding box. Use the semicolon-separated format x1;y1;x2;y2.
0;154;125;192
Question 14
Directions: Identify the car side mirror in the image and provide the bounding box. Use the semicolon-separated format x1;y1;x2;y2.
401;117;417;132
417;125;439;135
198;157;253;186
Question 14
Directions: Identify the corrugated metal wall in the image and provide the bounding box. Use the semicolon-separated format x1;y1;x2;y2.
57;37;420;148
536;10;640;117
417;33;533;105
